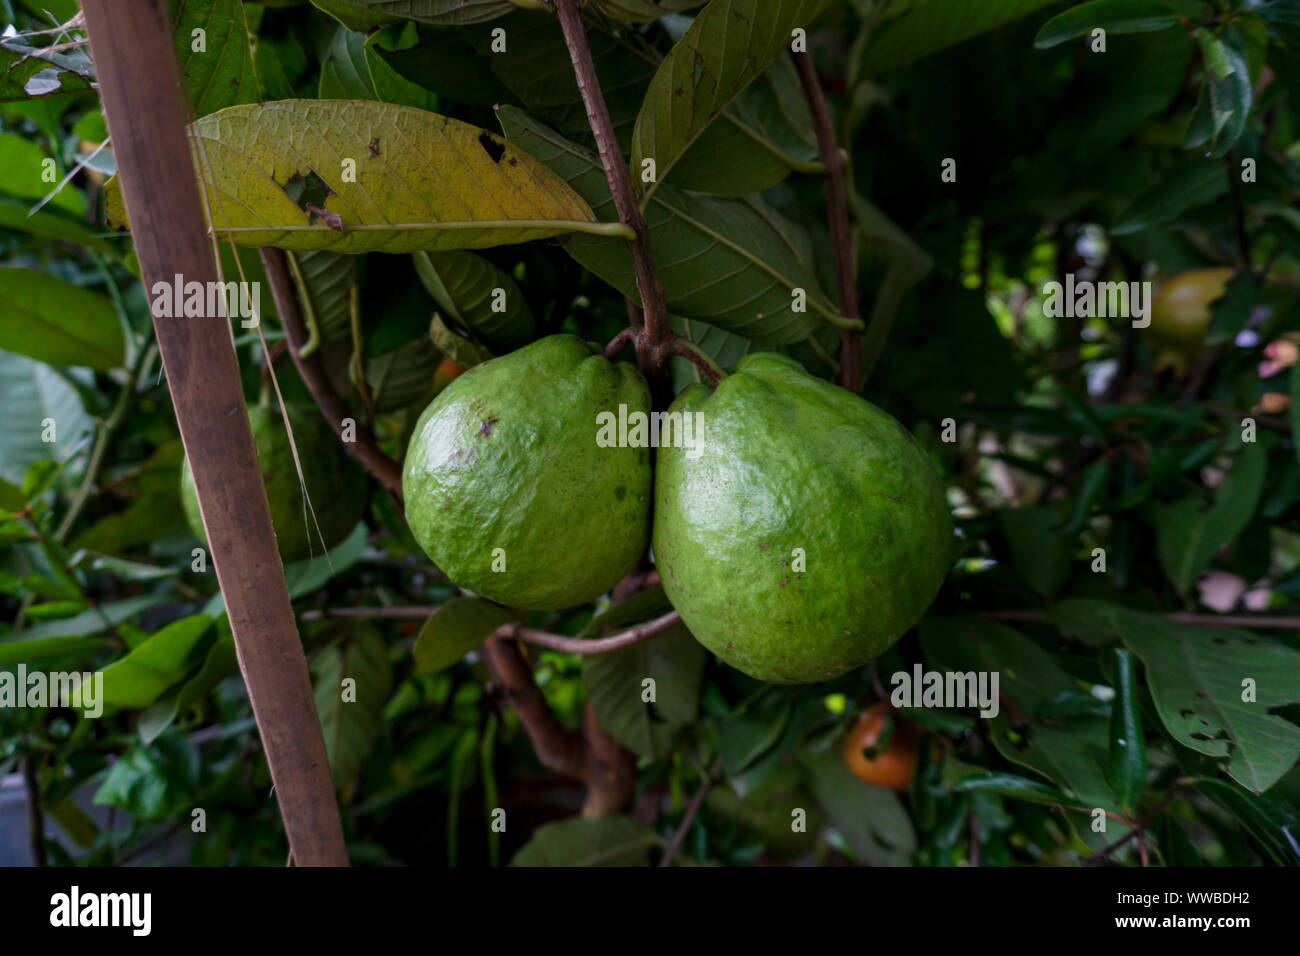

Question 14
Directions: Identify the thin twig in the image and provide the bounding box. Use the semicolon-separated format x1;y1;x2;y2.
259;247;405;499
301;604;681;655
603;327;635;360
793;50;860;392
551;0;670;371
1091;787;1178;862
660;757;723;867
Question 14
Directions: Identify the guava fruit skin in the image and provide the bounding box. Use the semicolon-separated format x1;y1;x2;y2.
653;353;952;684
180;404;367;564
403;334;652;611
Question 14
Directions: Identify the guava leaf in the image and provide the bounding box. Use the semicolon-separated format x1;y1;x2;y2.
855;0;1062;76
312;625;394;788
468;11;821;195
596;0;704;21
0;37;94;103
414;250;536;352
581;623;704;760
1111;157;1228;235
413;596;513;673
801;747;916;866
510;816;662;866
364;25;441;110
287;249;358;349
104;100;626;254
0;131;84;216
0;351;94;487
171;0;259;116
430;315;494;369
630;0;835;203
0;198;121;259
97;614;214;709
318;24;375;99
1150;441;1265;593
499;107;846;343
1033;0;1180;50
0;268;125;371
329;0;516;25
1193;778;1300;865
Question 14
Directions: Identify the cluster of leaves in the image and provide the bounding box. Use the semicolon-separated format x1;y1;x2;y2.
2;0;1300;867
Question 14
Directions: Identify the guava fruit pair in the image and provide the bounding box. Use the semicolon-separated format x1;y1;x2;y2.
402;335;952;684
181;404;367;564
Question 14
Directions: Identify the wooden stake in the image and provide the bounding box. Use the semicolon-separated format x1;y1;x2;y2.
81;0;348;866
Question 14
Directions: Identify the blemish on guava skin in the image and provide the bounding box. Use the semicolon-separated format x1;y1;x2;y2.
614;486;626;500
757;542;771;551
479;417;498;436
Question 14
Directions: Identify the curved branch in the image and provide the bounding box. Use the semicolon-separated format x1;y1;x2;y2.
259;247;405;499
662;337;725;387
793;50;860;392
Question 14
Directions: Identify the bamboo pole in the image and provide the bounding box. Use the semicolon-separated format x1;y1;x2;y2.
80;0;348;866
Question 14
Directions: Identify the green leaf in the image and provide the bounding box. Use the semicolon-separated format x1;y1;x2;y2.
999;503;1075;598
364;25;442;110
1119;615;1300;794
333;0;515;25
14;595;167;641
630;0;835;203
510;816;663;866
0;37;94;103
857;0;1062;76
0;131;83;217
0;346;95;482
577;585;671;638
97;614;214;709
801;747;916;866
1111;158;1228;235
1151;441;1265;592
287;249;358;351
93;734;200;820
414;250;536;352
1106;647;1146;812
596;0;704;20
311;0;401;30
312;625;394;788
582;623;704;759
1033;0;1180;50
318;25;375;99
105;100;626;254
0;635;108;666
374;25;512;108
943;761;1076;806
0;269;124;371
0;198;121;259
1193;778;1300;865
1188;29;1253;158
171;0;259;116
718;700;792;776
499;107;848;343
413;596;513;673
474;12;821;192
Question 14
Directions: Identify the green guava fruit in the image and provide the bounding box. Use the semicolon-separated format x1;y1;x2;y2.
180;404;367;564
653;353;952;684
403;334;652;611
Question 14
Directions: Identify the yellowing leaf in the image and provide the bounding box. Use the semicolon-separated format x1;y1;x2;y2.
105;100;630;253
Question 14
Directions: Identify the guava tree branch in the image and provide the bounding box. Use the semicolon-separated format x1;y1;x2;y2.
302;605;681;654
550;0;670;371
793;50;861;392
259;247;405;499
481;635;585;777
659;757;723;867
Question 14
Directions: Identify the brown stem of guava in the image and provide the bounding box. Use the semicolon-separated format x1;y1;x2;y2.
259;247;405;501
663;337;726;387
602;327;635;361
659;757;723;867
551;0;670;375
793;51;861;393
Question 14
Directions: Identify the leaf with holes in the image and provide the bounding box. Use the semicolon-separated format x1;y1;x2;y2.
414;250;536;352
104;100;627;254
0;38;94;103
581;622;704;759
312;625;394;788
630;0;835;202
499;107;850;343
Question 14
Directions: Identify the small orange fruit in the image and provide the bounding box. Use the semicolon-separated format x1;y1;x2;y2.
843;704;917;791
